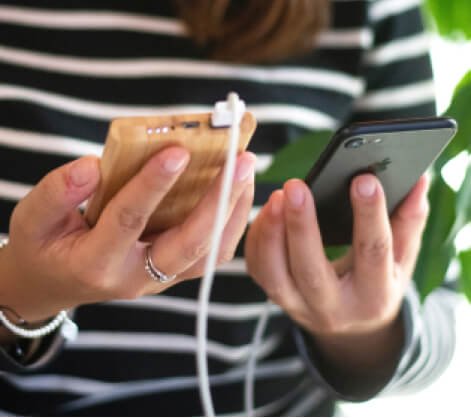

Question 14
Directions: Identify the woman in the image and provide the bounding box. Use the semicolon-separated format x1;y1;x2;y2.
0;0;457;415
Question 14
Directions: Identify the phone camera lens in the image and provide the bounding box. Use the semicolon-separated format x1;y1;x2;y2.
345;137;365;149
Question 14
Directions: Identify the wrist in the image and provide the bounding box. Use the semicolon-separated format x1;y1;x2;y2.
0;240;77;371
0;238;62;323
311;313;405;377
0;304;48;362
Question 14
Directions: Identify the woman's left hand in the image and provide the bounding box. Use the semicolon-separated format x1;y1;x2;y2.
245;173;429;376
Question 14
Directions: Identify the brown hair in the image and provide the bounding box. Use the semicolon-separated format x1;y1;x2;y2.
175;0;331;63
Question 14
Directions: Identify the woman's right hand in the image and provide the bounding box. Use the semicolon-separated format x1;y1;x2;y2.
0;146;255;323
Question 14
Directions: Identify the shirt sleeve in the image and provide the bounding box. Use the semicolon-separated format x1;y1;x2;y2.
293;0;457;401
293;283;458;401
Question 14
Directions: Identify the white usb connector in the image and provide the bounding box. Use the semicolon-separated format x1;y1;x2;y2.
211;94;246;128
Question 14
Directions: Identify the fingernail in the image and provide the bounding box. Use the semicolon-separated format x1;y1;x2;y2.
286;182;305;208
69;158;96;187
236;156;255;182
356;176;376;198
163;149;189;173
270;192;283;216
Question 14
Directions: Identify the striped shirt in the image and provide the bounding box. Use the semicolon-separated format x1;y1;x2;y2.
0;0;457;415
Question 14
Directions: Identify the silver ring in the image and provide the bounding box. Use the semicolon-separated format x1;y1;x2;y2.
144;246;176;283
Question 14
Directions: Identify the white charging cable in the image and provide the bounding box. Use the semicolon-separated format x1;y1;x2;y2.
244;299;273;416
196;92;246;417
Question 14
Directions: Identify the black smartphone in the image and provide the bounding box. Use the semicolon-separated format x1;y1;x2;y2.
305;117;457;246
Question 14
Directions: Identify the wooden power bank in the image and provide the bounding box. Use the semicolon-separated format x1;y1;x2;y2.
85;111;257;235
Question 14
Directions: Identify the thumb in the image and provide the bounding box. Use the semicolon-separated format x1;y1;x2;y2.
18;156;100;238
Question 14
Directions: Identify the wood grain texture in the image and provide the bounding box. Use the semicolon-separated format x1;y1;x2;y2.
85;111;257;235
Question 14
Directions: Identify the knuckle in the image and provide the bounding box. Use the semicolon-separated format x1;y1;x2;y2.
71;257;115;295
141;169;169;193
355;203;376;219
218;248;236;265
116;206;147;232
285;212;304;232
293;267;326;291
357;236;391;262
182;238;209;263
74;269;110;295
258;217;281;241
112;285;142;301
306;275;325;292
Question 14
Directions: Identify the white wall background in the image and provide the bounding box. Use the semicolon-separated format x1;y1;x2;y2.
341;36;471;417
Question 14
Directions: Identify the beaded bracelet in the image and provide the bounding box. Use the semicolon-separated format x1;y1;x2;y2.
0;238;78;341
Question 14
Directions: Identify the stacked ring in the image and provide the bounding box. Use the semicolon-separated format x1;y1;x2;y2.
144;245;176;283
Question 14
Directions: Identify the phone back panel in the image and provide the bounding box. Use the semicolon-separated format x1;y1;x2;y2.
305;118;457;246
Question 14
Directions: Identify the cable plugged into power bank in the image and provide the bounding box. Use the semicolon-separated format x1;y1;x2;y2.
197;92;246;417
211;95;246;128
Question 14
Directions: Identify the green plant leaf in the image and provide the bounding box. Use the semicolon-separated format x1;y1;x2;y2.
447;161;471;242
458;249;471;302
425;0;471;39
436;71;471;170
436;71;471;246
325;245;349;261
256;130;332;183
414;175;456;300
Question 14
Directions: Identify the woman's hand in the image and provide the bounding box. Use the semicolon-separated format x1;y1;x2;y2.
1;147;255;323
245;174;429;377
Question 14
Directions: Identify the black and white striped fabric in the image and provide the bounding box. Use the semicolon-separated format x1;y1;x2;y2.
0;0;457;415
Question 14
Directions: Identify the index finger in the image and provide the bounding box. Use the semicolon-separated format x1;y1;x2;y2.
146;152;256;277
283;179;338;310
87;146;189;257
